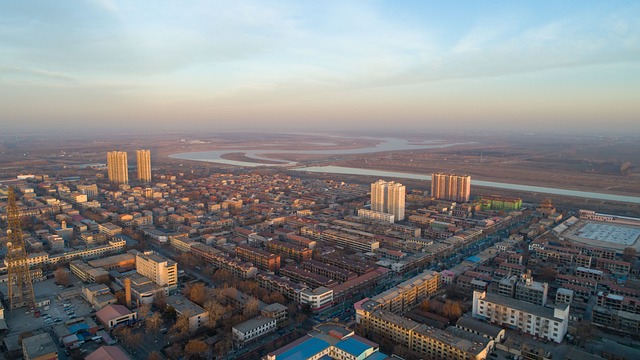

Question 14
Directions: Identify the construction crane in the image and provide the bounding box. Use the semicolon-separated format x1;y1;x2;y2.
5;187;36;310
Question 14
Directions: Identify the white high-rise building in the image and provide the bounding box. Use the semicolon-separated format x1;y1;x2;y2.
136;149;151;183
370;180;405;221
107;151;128;184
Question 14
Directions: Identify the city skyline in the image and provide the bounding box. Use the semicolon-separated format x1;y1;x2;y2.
1;1;639;134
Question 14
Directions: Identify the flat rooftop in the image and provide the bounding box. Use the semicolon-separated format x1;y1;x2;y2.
575;223;640;246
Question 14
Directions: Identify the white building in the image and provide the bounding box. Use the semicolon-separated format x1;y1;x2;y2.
371;180;405;222
232;316;276;344
166;295;208;332
472;291;569;343
135;251;178;289
357;209;395;223
299;287;334;311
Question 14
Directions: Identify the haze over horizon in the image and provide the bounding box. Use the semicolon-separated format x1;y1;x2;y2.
1;1;639;134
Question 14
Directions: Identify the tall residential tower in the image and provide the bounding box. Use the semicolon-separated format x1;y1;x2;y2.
107;151;128;184
370;180;405;221
136;149;151;183
431;173;471;202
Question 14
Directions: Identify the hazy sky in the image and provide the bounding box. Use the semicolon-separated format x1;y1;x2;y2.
1;0;639;133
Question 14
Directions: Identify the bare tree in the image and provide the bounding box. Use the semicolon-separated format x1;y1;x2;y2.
166;343;183;360
214;334;233;358
54;267;70;287
243;297;260;319
185;283;207;306
154;291;167;310
420;299;431;312
171;312;192;340
184;339;209;359
138;304;151;319
145;312;163;334
204;300;226;327
148;351;163;360
443;300;462;320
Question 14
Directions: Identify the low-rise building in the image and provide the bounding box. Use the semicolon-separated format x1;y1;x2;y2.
95;305;138;330
166;295;208;332
299;287;334;311
472;291;569;343
232;316;277;344
261;303;288;326
22;333;58;360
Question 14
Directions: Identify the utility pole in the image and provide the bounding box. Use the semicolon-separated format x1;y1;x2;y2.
6;187;36;310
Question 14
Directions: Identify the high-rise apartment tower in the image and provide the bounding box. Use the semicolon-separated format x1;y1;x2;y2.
431;173;471;202
371;180;405;221
107;151;129;184
136;149;151;183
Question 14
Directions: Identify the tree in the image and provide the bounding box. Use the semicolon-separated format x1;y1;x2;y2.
420;299;431;312
204;300;226;327
184;339;209;359
165;343;183;360
145;312;163;334
243;297;260;319
154;291;167;310
214;335;233;358
538;266;558;282
114;327;141;349
573;322;596;346
443;300;462;320
148;351;163;360
138;304;151;319
184;283;207;306
266;291;286;305
623;247;637;262
213;269;235;286
54;267;70;287
171;312;192;340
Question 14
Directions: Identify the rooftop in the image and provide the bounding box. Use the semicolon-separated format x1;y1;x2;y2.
166;295;206;316
86;345;132;360
22;333;58;359
233;316;275;333
480;291;567;320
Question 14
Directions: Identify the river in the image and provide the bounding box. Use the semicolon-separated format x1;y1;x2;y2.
293;166;640;204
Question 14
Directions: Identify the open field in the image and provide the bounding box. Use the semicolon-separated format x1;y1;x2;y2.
1;131;638;202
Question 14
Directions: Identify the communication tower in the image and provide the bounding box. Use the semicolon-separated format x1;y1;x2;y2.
5;187;36;310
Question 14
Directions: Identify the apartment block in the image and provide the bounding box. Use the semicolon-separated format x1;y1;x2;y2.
266;240;312;262
431;173;471;203
235;244;281;272
371;270;440;314
355;299;492;360
280;265;337;289
135;251;178;288
301;259;357;282
472;291;569;343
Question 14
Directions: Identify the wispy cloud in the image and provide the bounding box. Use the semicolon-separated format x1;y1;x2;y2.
0;66;75;81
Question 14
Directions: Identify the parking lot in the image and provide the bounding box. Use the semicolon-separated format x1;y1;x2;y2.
2;274;94;335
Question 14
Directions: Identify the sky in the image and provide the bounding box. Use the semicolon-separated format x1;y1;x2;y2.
1;0;639;134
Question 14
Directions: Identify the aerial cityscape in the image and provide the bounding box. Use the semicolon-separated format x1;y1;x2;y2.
1;1;640;360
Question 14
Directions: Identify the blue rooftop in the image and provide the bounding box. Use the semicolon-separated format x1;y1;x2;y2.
277;337;330;360
466;255;481;263
334;337;372;357
364;352;391;360
68;323;88;334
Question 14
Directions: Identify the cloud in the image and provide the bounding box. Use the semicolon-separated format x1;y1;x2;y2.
0;66;75;81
